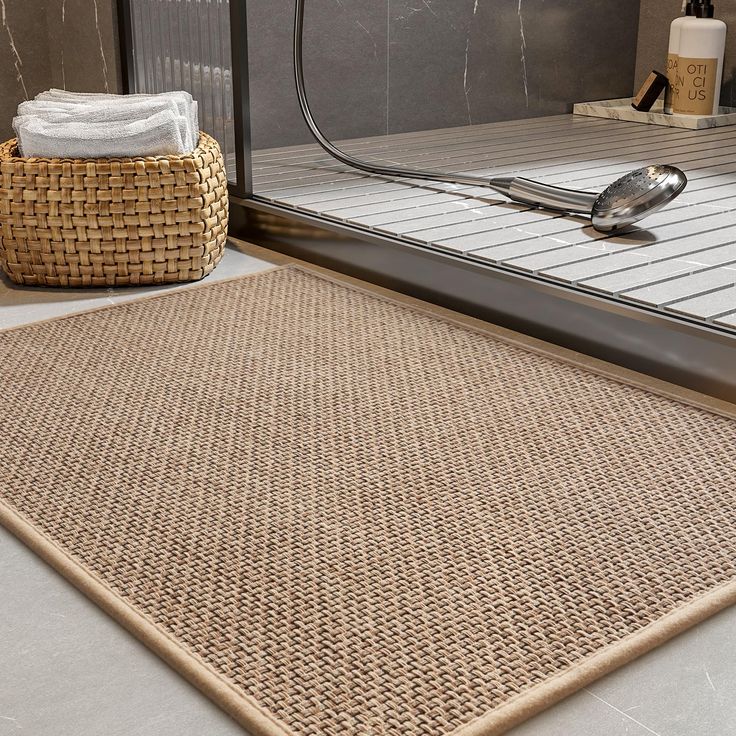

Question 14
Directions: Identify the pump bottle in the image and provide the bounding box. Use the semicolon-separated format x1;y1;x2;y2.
665;1;695;114
674;0;727;116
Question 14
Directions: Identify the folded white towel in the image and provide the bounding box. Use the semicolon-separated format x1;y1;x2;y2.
14;98;184;155
14;109;188;158
36;90;199;151
17;97;179;122
39;88;193;104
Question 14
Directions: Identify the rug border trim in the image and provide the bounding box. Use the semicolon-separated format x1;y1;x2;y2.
449;577;736;735
0;498;296;736
2;261;735;736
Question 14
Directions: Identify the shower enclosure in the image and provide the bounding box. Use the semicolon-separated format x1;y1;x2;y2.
118;0;736;401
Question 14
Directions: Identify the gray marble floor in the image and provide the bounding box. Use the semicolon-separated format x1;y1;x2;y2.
1;239;735;736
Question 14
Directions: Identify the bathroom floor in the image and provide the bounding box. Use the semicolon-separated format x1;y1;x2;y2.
1;239;735;736
253;114;736;332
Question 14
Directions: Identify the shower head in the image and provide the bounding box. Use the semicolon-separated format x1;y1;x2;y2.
489;165;688;233
590;165;688;232
293;0;687;233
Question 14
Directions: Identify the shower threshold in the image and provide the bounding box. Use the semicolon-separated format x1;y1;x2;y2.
232;113;736;402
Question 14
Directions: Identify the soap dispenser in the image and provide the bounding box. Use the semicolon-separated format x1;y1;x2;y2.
665;1;695;114
674;0;727;115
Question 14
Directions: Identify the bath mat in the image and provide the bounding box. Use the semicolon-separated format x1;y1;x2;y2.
1;265;736;736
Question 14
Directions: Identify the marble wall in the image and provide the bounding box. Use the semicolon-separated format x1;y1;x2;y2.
0;0;121;141
1;1;644;150
248;0;642;149
635;0;736;108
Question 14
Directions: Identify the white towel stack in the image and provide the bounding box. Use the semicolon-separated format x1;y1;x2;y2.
12;89;199;158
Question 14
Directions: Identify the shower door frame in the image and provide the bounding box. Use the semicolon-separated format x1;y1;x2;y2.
116;0;736;403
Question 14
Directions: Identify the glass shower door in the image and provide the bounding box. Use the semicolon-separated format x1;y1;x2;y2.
128;0;236;182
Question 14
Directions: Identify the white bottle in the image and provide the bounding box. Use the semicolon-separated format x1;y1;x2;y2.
674;0;727;116
665;1;695;114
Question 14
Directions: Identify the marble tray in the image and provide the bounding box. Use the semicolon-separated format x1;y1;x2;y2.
573;97;736;129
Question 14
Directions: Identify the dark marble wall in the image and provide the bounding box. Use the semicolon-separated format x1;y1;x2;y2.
247;0;642;149
2;1;644;150
635;0;736;108
0;0;121;141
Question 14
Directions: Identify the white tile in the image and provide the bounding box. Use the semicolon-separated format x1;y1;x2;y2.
414;210;561;246
714;311;736;329
254;115;736;329
666;286;736;320
358;199;493;227
543;252;651;283
496;238;638;273
623;267;736;307
325;193;462;220
581;261;712;296
379;205;497;236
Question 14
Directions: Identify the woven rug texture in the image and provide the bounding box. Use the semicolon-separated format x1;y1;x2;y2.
1;265;735;736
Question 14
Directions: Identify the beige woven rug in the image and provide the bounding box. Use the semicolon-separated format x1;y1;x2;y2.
2;265;736;736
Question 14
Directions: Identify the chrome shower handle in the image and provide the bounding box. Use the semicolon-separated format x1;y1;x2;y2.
489;177;599;215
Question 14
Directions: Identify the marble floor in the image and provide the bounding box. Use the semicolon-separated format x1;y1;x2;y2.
1;239;735;736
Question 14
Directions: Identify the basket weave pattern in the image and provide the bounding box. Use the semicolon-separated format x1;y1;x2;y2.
2;267;736;736
0;132;228;287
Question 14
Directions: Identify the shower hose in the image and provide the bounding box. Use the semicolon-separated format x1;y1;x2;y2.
293;0;494;189
291;0;688;232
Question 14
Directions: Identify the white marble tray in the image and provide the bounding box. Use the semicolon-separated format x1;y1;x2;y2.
573;97;736;129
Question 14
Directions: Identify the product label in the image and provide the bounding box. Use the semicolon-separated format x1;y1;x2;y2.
665;53;679;112
673;56;718;115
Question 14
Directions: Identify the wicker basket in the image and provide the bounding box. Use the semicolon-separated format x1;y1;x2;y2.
0;132;228;287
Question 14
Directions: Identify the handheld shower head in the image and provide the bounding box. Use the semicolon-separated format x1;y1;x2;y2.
293;0;688;233
591;165;688;232
489;165;688;233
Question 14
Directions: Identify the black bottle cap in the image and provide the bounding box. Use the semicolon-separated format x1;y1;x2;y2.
684;1;696;15
692;0;715;18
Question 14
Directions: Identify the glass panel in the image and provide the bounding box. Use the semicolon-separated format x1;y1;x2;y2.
129;0;236;183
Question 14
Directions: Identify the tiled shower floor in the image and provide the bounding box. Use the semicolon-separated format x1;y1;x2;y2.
253;113;736;332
